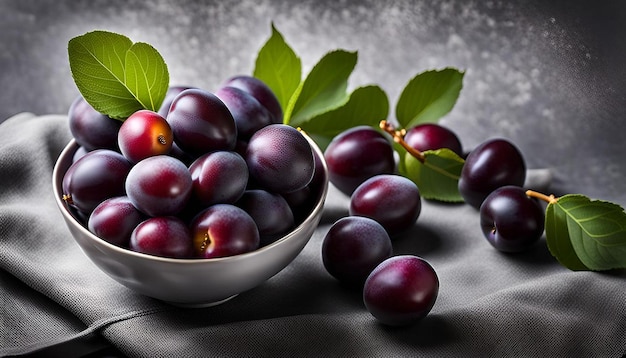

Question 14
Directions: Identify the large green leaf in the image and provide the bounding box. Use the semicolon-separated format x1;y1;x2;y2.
297;85;389;146
286;50;357;126
545;198;589;271
68;30;169;119
546;194;626;271
253;23;302;113
402;148;465;202
395;68;464;128
125;43;169;113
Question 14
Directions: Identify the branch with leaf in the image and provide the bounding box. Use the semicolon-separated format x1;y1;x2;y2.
254;23;466;202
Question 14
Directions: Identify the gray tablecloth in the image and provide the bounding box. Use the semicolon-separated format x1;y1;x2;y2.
1;112;625;357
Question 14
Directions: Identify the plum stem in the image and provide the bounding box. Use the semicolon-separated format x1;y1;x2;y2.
200;233;211;252
379;120;425;163
62;194;74;205
525;189;558;204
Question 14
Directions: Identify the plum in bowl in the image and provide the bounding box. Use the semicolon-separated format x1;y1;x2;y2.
52;133;328;307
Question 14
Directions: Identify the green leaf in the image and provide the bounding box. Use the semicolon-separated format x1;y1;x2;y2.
401;148;465;202
124;43;169;113
297;85;389;145
545;198;589;271
546;194;626;271
286;50;357;126
253;23;302;113
68;30;169;119
396;68;464;128
393;141;408;174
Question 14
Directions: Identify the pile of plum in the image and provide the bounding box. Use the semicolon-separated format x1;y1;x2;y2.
320;121;543;326
62;76;324;259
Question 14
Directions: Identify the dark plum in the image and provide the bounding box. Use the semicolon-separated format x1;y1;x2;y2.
157;86;193;118
72;146;88;163
233;139;249;159
168;141;196;166
363;255;439;326
283;146;327;211
166;88;237;155
479;185;545;253
349;174;421;236
190;204;260;259
222;75;283;124
458;138;526;209
236;190;294;246
118;110;173;163
130;216;193;258
322;216;392;287
404;123;463;157
68;96;121;151
245;124;315;194
282;149;326;220
324;126;395;196
215;86;273;140
189;151;249;206
125;155;192;217
282;185;313;220
88;196;144;247
62;149;132;213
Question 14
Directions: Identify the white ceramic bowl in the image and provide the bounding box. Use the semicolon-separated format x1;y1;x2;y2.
52;134;328;307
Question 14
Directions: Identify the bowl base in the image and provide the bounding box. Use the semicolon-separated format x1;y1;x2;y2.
164;294;239;308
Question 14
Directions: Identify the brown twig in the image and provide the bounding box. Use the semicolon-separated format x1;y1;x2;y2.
379;120;425;163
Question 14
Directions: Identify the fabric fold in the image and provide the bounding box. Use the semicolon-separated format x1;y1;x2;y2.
1;113;625;357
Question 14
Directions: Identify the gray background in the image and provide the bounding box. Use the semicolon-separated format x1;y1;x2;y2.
1;1;626;357
2;0;625;204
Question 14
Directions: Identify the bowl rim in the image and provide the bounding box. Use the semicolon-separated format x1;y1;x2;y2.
52;132;329;265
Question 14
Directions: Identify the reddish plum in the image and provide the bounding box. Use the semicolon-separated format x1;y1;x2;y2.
130;216;193;258
404;123;463;157
62;149;132;214
166;88;237;155
236;190;294;246
322;216;392;287
222;75;283;124
158;86;193;118
68;96;121;151
324;126;395;196
245;124;314;194
118;110;173;163
125;155;192;217
215;86;273;140
349;174;421;235
458;138;526;209
190;204;260;258
189;151;249;206
88;196;144;247
363;255;439;326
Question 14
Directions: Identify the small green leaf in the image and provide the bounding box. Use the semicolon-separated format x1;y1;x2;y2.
253;23;302;113
546;194;626;271
68;30;169;119
402;149;465;202
396;68;464;128
286;50;357;126
297;85;389;146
